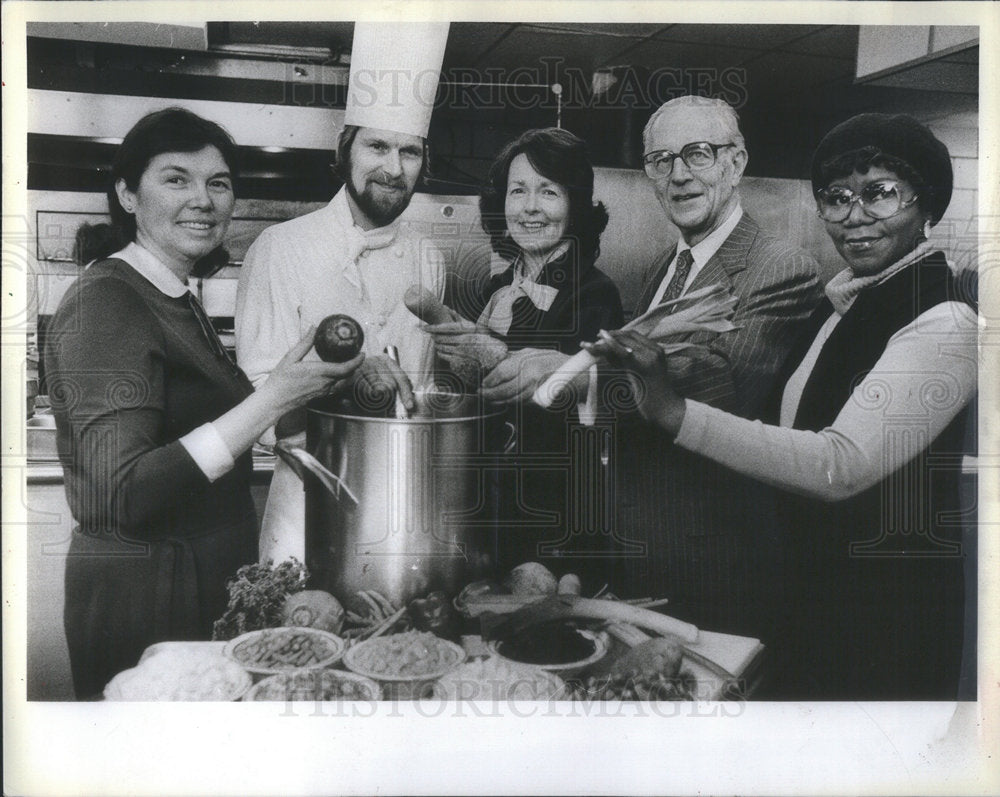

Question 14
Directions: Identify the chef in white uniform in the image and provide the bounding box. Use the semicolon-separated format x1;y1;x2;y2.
236;22;450;563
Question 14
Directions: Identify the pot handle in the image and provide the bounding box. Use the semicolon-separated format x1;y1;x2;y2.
503;421;517;454
273;440;359;504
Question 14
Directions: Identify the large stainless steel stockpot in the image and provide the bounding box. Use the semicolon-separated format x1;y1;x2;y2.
277;391;506;608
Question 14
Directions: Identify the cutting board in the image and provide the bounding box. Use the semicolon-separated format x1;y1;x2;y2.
683;629;765;699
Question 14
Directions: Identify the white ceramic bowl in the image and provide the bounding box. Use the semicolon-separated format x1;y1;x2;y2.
342;631;465;698
223;627;345;676
244;668;381;701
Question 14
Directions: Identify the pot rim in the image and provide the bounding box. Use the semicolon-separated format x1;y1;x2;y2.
307;404;507;425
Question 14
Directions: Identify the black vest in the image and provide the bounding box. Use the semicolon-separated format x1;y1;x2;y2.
775;252;977;700
794;251;974;435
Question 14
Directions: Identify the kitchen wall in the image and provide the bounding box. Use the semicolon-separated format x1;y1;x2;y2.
924;113;980;275
28;150;973;333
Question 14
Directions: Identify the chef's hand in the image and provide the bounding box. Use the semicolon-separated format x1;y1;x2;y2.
349;353;416;413
480;348;584;405
583;330;686;435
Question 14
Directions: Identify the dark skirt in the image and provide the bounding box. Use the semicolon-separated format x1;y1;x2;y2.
64;516;256;700
767;491;970;701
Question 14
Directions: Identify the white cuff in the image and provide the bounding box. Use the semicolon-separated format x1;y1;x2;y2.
673;398;711;450
576;364;600;426
180;422;236;482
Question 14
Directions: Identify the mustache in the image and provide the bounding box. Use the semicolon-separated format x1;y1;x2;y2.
368;174;407;190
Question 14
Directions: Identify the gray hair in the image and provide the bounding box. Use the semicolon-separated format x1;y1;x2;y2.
643;95;745;153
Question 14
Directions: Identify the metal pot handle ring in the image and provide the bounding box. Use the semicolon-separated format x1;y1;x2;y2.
273;440;359;504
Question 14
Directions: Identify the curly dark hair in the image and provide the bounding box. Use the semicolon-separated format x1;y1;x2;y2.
479;127;609;263
76;107;239;275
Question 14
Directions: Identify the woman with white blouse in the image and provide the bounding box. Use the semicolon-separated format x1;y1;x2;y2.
588;113;977;700
46;109;363;698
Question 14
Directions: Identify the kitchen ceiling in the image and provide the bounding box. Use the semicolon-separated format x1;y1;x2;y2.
26;21;978;195
210;21;975;102
32;20;974;109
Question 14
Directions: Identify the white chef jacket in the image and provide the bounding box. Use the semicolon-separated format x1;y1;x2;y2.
235;187;445;563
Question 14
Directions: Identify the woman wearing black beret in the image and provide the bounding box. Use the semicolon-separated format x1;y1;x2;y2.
589;113;977;700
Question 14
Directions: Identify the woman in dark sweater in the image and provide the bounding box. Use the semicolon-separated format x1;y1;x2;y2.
450;127;624;356
431;128;624;582
589;114;977;699
45;109;363;698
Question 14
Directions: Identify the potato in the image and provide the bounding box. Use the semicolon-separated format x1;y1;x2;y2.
609;637;684;680
449;354;485;391
449;335;509;391
504;562;558;596
404;286;455;325
456;334;508;372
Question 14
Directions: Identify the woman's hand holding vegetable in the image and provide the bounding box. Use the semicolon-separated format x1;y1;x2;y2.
582;330;686;435
214;329;363;457
423;322;509;391
480;348;584;405
267;327;364;406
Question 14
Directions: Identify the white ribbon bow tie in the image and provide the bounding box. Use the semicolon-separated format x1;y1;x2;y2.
478;255;559;335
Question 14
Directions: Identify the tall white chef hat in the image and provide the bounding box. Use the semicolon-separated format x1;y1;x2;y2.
345;22;450;139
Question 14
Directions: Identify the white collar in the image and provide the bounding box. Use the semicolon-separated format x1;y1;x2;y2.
109;242;191;298
678;203;743;267
824;240;937;315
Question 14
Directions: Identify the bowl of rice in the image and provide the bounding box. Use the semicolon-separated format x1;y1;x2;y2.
104;648;251;701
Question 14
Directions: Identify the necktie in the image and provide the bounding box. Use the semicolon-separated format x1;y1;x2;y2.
660;248;694;307
187;291;240;374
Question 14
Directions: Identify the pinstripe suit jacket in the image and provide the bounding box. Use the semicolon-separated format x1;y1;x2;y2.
633;212;823;420
608;212;823;637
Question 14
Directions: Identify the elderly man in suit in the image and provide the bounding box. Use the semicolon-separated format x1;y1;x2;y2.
481;96;822;639
609;95;823;636
633;95;823;417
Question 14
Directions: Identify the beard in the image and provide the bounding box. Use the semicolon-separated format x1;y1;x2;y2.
345;172;414;228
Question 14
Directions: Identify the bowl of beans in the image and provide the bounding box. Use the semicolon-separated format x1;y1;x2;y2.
223;627;346;676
